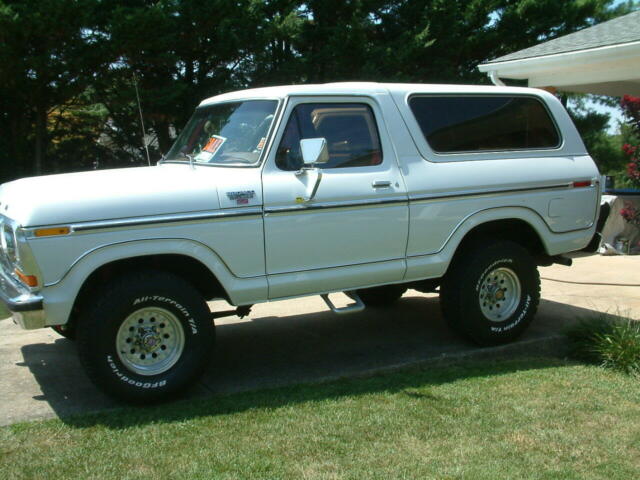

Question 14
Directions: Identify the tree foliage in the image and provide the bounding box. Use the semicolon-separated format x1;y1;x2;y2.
0;0;635;182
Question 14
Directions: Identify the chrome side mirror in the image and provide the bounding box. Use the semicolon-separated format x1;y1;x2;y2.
300;138;329;167
296;138;329;203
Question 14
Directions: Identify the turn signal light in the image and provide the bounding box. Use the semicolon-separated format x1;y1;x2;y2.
15;268;38;287
34;226;70;237
573;181;591;188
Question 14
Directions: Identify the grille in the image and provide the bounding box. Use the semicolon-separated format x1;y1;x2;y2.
0;217;14;274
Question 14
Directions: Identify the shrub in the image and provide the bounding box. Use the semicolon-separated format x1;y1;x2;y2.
619;95;640;226
567;314;640;375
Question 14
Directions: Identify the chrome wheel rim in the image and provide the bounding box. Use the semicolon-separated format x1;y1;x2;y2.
116;307;185;376
479;267;521;322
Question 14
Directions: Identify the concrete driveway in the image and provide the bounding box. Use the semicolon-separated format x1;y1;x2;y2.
1;255;638;426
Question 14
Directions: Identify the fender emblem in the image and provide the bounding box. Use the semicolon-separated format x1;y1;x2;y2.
226;190;256;205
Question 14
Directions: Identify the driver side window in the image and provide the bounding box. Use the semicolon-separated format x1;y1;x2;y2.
275;103;383;171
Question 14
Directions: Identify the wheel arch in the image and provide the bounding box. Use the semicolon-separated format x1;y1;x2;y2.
454;217;547;260
42;238;267;327
438;207;553;278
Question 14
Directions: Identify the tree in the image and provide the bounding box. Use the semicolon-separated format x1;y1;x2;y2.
0;0;111;179
91;0;265;160
566;95;627;175
0;0;633;182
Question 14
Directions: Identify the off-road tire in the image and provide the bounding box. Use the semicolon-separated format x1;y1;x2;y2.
440;240;540;346
356;284;407;307
76;270;214;403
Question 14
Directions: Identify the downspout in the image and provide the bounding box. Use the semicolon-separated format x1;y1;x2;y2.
488;70;505;86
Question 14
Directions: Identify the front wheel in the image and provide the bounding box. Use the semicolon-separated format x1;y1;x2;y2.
440;240;540;345
76;271;214;403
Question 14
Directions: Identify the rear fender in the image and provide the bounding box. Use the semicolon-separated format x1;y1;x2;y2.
405;206;595;280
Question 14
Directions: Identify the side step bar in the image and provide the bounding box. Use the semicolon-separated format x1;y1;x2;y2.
321;291;365;314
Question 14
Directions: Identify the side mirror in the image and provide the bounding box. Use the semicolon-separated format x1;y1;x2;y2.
300;138;329;167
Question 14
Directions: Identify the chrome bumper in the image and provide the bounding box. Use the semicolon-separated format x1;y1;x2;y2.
0;267;45;329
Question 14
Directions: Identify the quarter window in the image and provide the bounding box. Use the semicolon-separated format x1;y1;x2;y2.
409;96;561;153
276;103;383;170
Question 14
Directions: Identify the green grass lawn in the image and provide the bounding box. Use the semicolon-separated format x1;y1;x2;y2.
1;356;639;479
0;301;9;319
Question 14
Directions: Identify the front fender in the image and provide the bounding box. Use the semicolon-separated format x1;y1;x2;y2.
41;238;267;326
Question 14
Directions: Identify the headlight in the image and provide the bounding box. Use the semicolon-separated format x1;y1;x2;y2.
1;222;17;264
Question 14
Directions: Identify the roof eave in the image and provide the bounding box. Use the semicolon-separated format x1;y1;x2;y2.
478;40;640;79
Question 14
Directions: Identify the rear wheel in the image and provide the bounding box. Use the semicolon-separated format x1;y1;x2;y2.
76;270;214;403
356;284;407;307
440;240;540;345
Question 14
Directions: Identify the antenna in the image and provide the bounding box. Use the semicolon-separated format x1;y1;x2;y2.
132;73;151;166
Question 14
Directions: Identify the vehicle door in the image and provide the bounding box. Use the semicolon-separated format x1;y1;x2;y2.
261;96;409;299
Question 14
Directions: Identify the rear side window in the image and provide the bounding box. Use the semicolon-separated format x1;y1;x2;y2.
276;103;382;171
409;95;561;153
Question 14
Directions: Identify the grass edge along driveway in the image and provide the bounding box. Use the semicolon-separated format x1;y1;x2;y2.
2;355;639;479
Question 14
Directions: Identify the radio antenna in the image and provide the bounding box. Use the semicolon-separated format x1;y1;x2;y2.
132;73;151;166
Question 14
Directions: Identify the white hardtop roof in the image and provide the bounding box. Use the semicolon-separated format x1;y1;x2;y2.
198;82;548;106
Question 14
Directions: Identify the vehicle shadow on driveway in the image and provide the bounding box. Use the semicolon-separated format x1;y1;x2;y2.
17;293;599;426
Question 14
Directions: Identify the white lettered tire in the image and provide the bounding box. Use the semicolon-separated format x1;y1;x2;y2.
76;270;214;403
440;240;540;345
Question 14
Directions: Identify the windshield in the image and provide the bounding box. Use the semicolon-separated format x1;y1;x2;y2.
166;100;278;165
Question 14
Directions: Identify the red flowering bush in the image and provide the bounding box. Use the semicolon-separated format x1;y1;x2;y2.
621;94;640;130
620;202;640;226
619;95;640;226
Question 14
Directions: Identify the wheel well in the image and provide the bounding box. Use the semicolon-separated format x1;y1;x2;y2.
68;254;227;328
453;219;547;264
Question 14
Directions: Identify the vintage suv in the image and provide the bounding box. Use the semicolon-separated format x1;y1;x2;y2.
0;83;602;402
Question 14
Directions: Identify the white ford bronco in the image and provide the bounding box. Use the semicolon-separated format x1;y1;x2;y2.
0;83;602;402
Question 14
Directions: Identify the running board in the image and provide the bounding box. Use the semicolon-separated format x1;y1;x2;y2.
321;291;365;314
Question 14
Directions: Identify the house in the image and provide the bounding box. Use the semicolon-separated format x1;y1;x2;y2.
478;10;640;96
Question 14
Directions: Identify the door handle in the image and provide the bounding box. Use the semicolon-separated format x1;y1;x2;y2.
372;180;392;188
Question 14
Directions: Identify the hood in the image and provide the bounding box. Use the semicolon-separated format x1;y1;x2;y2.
0;164;262;227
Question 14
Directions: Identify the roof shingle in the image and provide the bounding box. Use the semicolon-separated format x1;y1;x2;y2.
485;10;640;64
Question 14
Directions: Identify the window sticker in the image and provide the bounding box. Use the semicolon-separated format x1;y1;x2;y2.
195;135;226;162
256;137;266;151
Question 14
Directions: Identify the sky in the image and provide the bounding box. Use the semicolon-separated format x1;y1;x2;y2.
588;100;624;135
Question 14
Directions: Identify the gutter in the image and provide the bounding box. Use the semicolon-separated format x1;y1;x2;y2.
478;40;640;79
488;71;505;86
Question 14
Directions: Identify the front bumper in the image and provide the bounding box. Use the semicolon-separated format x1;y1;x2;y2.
0;267;45;329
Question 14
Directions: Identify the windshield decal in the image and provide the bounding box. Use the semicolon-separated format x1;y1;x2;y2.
195;135;226;162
